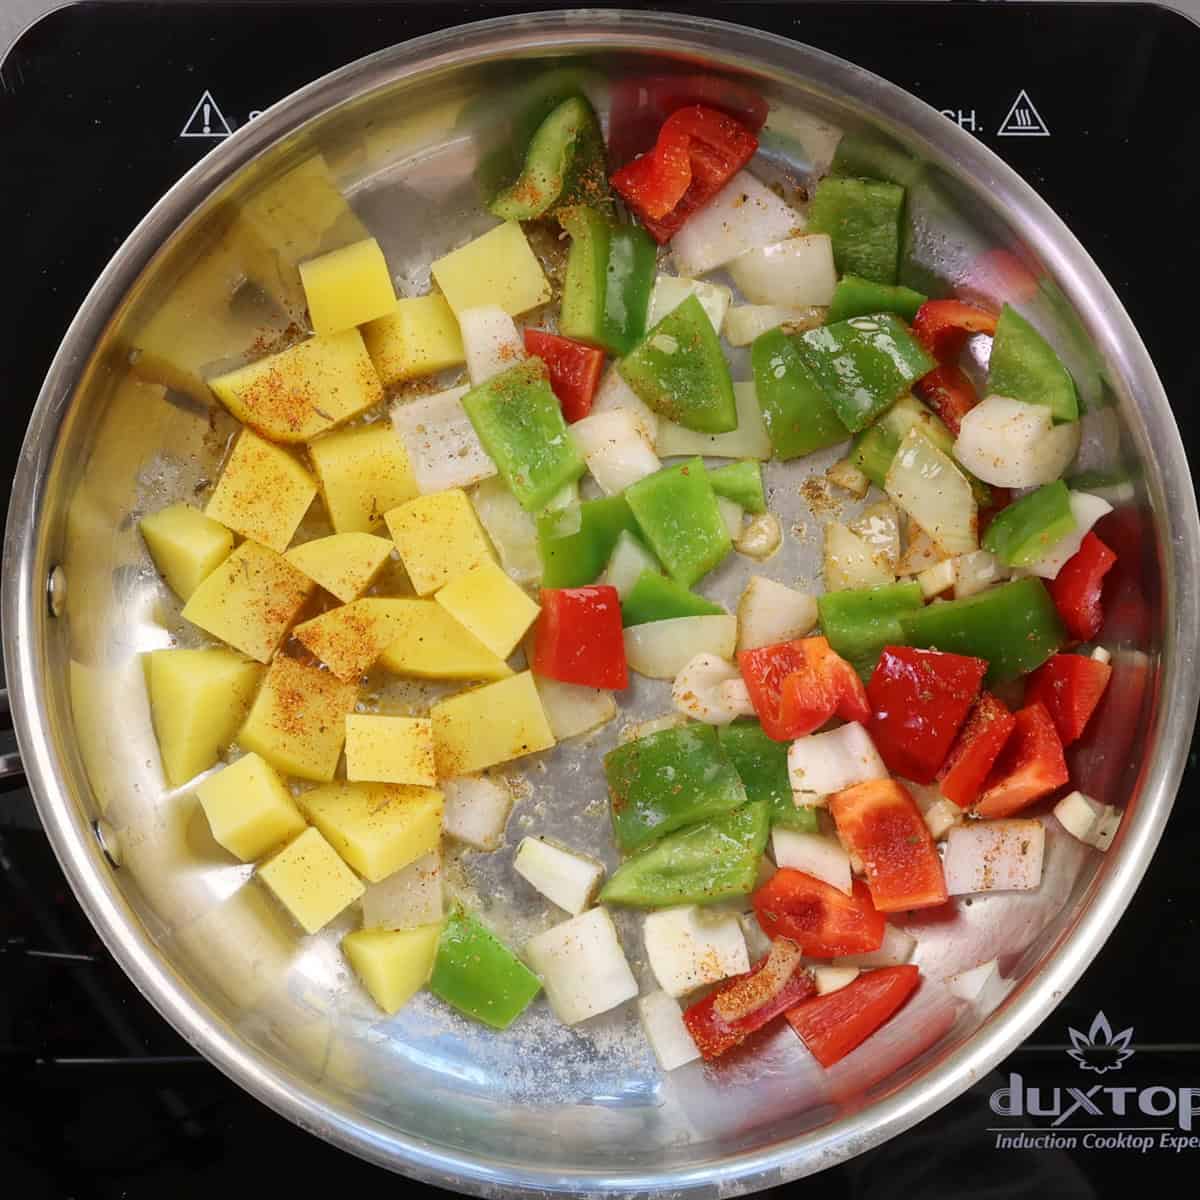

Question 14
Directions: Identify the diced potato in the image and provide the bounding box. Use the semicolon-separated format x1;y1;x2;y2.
294;597;419;682
441;775;512;850
513;836;605;915
181;541;315;663
431;221;551;317
195;751;306;861
205;429;317;553
361;850;442;929
297;781;444;882
376;599;513;681
299;237;397;336
431;672;555;776
343;923;441;1015
384;488;494;596
146;649;262;787
364;294;466;385
308;423;418;535
284;532;393;603
208;329;383;443
345;715;436;786
238;654;358;781
434;561;539;659
140;503;233;601
258;827;365;934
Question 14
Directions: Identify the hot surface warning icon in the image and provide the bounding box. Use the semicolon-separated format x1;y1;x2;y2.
997;89;1050;137
180;90;233;139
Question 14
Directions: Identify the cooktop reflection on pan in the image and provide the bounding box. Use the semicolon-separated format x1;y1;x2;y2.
1;4;1198;1197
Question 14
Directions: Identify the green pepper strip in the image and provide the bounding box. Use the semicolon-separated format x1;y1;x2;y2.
707;461;766;513
718;720;817;832
818;580;925;680
982;481;1075;567
621;569;725;627
988;304;1079;422
537;494;639;588
827;276;927;324
808;176;906;284
751;327;849;460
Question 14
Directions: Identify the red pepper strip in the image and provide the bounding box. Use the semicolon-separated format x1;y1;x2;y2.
911;300;998;364
1048;531;1117;643
938;692;1017;808
683;954;816;1060
977;484;1013;538
522;330;604;424
865;646;987;784
1024;653;1112;747
973;701;1068;818
785;965;921;1068
914;362;979;438
739;636;869;742
752;870;886;959
532;586;628;689
829;780;948;912
610;105;758;243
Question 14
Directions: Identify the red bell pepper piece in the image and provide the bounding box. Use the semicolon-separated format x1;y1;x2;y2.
828;779;948;913
1024;653;1112;747
977;484;1013;537
682;953;817;1060
785;964;921;1068
914;362;979;437
739;636;870;742
523;330;604;424
964;248;1040;305
937;692;1017;808
610;105;759;244
973;701;1069;818
911;300;998;364
1048;531;1117;643
752;870;885;959
532;586;628;689
865;646;987;784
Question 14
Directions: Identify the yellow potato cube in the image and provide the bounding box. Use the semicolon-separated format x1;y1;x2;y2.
376;599;513;681
208;329;383;444
297;782;443;882
361;294;466;385
300;238;397;336
431;221;551;317
181;541;315;663
147;648;263;787
238;654;359;782
140;502;233;601
431;671;555;777
309;423;417;534
284;532;393;603
205;428;317;553
384;489;494;596
258;827;365;934
435;561;539;659
293;598;415;683
195;752;306;861
345;715;436;785
343;924;441;1015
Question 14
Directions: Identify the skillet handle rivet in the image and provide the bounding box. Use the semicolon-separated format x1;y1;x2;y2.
93;818;122;869
47;565;66;617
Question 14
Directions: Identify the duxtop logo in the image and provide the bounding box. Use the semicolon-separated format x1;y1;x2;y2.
988;1012;1200;1153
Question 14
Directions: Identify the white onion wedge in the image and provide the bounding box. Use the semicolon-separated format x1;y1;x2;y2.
943;819;1045;894
525;908;638;1025
823;521;895;591
886;428;978;556
533;675;616;741
638;990;701;1071
953;395;1080;488
835;924;917;968
736;576;818;651
826;457;871;498
813;965;859;995
513;836;605;915
734;512;782;560
471;476;540;583
1025;491;1113;579
643;906;748;998
945;959;1008;1009
729;234;837;307
671;653;747;726
724;304;825;347
1053;790;1122;852
954;548;1008;598
361;850;442;930
592;366;658;442
459;305;525;386
648;275;732;333
570;410;661;495
896;520;949;576
917;558;957;599
712;937;803;1022
393;386;496;494
441;775;512;851
771;828;852;894
624;615;738;679
717;496;745;540
787;723;888;802
655;381;771;460
600;529;660;599
850;501;901;570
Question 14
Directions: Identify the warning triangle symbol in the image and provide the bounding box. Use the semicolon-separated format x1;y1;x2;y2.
997;89;1050;137
180;89;233;139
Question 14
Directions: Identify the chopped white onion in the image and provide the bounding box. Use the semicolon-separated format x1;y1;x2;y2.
655;380;772;460
1025;491;1113;579
1091;645;1112;665
718;678;757;720
600;530;660;599
823;521;895;591
717;496;745;540
648;274;732;333
471;476;540;584
440;775;512;851
736;576;818;651
850;501;901;570
953;395;1080;488
671;653;747;725
835;923;917;968
671;170;802;276
392;385;497;494
896;520;949;576
1053;790;1122;852
787;723;888;802
624;615;738;679
917;558;957;599
945;959;1007;1008
738;911;774;963
923;796;963;840
713;937;803;1022
513;836;605;915
725;304;826;347
826;457;871;498
592;366;658;442
533;675;616;741
360;850;442;930
954;548;1008;598
734;512;782;561
570;410;661;495
458;304;525;386
943;819;1046;894
643;905;749;998
638;990;701;1071
771;828;852;894
729;234;837;307
812;964;860;995
885;428;978;556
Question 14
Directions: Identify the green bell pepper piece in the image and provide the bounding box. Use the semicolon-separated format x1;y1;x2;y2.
827;275;927;324
489;95;611;222
462;360;587;512
621;570;725;627
619;294;737;433
808;177;905;284
818;580;925;679
537;494;638;588
429;909;542;1030
625;458;731;587
900;577;1066;684
830;133;922;188
751;327;849;460
988;304;1079;422
718;720;818;833
707;461;766;514
796;314;935;433
982;481;1075;567
600;801;769;908
605;723;748;852
560;208;656;356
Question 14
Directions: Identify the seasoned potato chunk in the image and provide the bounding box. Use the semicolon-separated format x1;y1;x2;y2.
293;598;416;682
343;924;441;1014
284;532;393;603
299;237;397;336
258;827;365;934
345;715;436;786
362;294;465;385
309;423;417;534
384;489;494;596
195;752;305;861
431;672;555;776
431;221;551;317
376;599;512;681
140;503;233;601
434;560;539;659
